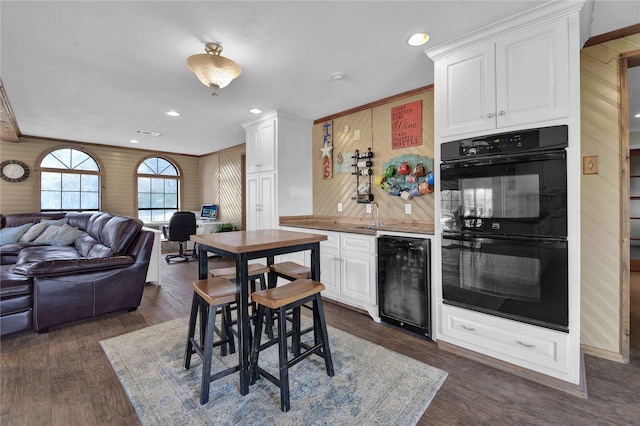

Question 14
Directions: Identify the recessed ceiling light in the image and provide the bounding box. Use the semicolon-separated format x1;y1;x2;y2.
332;72;345;81
408;33;430;46
129;139;140;144
249;108;263;114
165;110;180;117
635;113;640;118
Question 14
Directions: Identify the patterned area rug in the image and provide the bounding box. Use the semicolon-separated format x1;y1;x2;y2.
101;316;447;425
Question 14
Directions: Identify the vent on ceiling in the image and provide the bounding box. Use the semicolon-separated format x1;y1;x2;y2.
136;130;161;137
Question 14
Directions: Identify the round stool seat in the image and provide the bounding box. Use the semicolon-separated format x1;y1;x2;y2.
269;262;311;280
209;263;270;279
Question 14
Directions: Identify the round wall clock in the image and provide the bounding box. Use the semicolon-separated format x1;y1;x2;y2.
1;160;30;183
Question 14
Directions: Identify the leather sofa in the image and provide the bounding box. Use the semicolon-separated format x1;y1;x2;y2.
0;212;154;336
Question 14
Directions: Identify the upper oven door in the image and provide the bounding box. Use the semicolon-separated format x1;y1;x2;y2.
440;150;567;238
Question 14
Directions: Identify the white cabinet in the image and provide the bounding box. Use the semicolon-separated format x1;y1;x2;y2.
315;230;378;321
246;171;276;230
245;117;276;173
440;304;572;381
243;111;312;231
434;18;570;138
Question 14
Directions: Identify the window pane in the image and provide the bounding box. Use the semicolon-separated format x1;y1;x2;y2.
151;210;166;222
157;158;178;176
151;178;164;193
50;149;72;168
165;193;177;208
41;172;61;190
62;191;81;209
41;191;61;210
62;173;81;191
71;150;89;169
81;192;99;210
138;162;155;174
41;155;66;169
138;210;152;223
138;192;150;208
138;177;151;192
81;174;99;191
151;193;164;208
165;178;177;192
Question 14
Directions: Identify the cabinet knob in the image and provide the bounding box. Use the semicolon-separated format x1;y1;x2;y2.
498;110;506;116
487;112;495;118
516;340;536;349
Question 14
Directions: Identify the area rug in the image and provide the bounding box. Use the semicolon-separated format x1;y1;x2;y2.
100;316;447;425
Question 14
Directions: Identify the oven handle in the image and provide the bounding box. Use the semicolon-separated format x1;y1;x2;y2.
441;149;565;169
442;233;567;249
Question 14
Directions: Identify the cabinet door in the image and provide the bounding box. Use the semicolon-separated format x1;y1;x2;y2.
319;245;341;298
245;126;261;173
246;174;260;231
245;118;276;173
257;119;276;172
495;19;570;128
437;43;496;138
340;249;377;305
259;171;276;229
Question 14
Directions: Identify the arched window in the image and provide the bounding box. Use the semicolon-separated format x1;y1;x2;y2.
40;148;101;212
136;157;180;222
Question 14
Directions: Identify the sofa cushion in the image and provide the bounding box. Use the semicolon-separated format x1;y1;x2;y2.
2;213;66;228
0;223;33;246
16;246;82;264
33;225;61;244
0;265;33;299
41;224;85;246
19;222;48;242
86;214;142;256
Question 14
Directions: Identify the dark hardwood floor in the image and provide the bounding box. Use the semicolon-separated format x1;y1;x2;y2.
2;259;639;425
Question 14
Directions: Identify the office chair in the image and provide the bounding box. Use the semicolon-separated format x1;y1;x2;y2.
163;212;197;263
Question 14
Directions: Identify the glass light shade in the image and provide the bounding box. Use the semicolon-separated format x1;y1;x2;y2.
186;54;241;90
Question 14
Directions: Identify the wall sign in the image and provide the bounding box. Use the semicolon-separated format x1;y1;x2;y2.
320;121;333;179
391;100;422;149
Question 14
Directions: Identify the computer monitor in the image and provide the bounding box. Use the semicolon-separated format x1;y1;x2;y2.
200;204;218;220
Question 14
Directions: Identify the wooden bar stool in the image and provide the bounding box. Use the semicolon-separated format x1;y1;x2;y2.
269;261;311;283
249;279;334;412
210;263;273;337
184;277;240;405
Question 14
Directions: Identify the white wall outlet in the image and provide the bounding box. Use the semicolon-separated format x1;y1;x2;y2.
405;204;412;214
344;125;350;133
338;203;343;212
366;204;372;214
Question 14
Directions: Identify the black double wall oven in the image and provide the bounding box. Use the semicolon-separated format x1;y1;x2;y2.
440;125;569;332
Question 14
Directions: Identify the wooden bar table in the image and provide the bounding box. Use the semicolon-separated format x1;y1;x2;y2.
190;229;327;396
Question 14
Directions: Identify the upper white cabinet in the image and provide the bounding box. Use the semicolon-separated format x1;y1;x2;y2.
433;17;570;138
243;111;312;231
245;118;276;173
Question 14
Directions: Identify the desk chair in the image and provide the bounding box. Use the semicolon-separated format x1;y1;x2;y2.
163;212;197;263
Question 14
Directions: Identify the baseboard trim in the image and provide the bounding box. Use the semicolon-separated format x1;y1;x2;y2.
581;344;627;363
438;340;588;399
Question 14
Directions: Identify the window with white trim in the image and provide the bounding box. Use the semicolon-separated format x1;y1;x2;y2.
136;157;180;222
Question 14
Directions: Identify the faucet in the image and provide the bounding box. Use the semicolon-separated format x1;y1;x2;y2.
371;201;381;227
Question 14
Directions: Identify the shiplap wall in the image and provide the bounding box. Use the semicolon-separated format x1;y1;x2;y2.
0;137;200;216
312;89;435;221
580;33;640;358
200;144;245;229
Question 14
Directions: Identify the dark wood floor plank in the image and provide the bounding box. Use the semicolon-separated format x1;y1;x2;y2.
1;259;639;425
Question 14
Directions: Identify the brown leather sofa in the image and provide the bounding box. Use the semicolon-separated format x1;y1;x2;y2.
0;212;154;336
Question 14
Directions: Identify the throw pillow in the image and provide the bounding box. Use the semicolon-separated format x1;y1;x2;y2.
40;218;67;227
0;223;33;246
19;222;48;242
33;225;61;244
44;224;85;246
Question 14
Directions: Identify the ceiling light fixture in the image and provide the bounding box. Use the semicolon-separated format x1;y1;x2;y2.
249;108;262;114
332;72;345;81
165;111;181;117
186;42;242;96
129;139;140;144
408;33;430;46
636;113;640;118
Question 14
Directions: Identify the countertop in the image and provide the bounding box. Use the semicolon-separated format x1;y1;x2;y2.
279;215;435;236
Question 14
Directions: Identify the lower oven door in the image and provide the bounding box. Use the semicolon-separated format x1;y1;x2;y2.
442;234;568;332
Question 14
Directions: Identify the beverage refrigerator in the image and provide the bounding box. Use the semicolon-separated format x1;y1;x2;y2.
377;235;431;338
